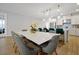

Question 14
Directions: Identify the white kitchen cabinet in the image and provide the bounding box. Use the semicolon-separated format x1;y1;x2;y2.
71;15;79;24
69;28;75;35
75;28;79;36
69;28;79;36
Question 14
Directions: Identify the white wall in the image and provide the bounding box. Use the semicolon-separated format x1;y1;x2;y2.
56;19;63;25
69;15;79;36
5;13;79;36
6;13;38;36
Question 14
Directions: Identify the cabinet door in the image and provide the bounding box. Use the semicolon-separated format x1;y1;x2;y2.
71;15;79;24
75;28;79;36
69;28;75;35
71;18;76;24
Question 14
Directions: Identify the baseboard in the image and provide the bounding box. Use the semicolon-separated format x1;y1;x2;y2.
69;35;79;37
0;34;11;37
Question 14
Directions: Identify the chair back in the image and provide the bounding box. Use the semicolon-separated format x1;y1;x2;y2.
38;28;42;32
56;28;64;34
49;28;55;33
11;31;35;55
43;35;59;54
43;28;49;32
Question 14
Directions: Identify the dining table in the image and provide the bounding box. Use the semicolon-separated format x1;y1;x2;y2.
16;30;60;54
16;30;60;45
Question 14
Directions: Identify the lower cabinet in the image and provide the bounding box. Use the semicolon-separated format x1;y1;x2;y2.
69;28;79;36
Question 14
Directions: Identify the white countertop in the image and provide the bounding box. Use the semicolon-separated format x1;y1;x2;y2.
17;31;60;45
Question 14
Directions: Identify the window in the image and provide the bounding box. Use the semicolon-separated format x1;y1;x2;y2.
0;16;5;34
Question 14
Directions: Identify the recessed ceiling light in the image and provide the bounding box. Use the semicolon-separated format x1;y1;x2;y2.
76;9;79;11
60;13;63;15
43;19;45;21
57;16;61;19
51;18;56;22
48;17;51;21
57;9;60;12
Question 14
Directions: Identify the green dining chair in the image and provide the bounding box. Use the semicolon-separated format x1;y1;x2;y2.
49;28;55;33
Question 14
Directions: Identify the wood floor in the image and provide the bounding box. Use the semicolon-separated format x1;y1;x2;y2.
0;35;79;55
57;35;79;55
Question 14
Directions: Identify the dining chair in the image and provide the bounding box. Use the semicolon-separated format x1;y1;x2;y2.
38;28;42;32
42;35;60;55
49;28;55;33
11;31;16;49
43;28;49;32
11;31;39;55
56;28;64;34
21;36;41;54
56;28;64;42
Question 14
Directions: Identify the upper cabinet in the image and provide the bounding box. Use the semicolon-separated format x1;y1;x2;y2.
71;15;79;24
55;15;79;25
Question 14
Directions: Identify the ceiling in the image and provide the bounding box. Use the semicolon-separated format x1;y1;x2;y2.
0;3;79;19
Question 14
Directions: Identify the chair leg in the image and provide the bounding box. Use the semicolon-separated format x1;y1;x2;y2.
13;42;15;48
54;49;58;55
37;49;42;55
37;49;48;55
18;51;21;55
37;51;48;55
15;46;17;53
